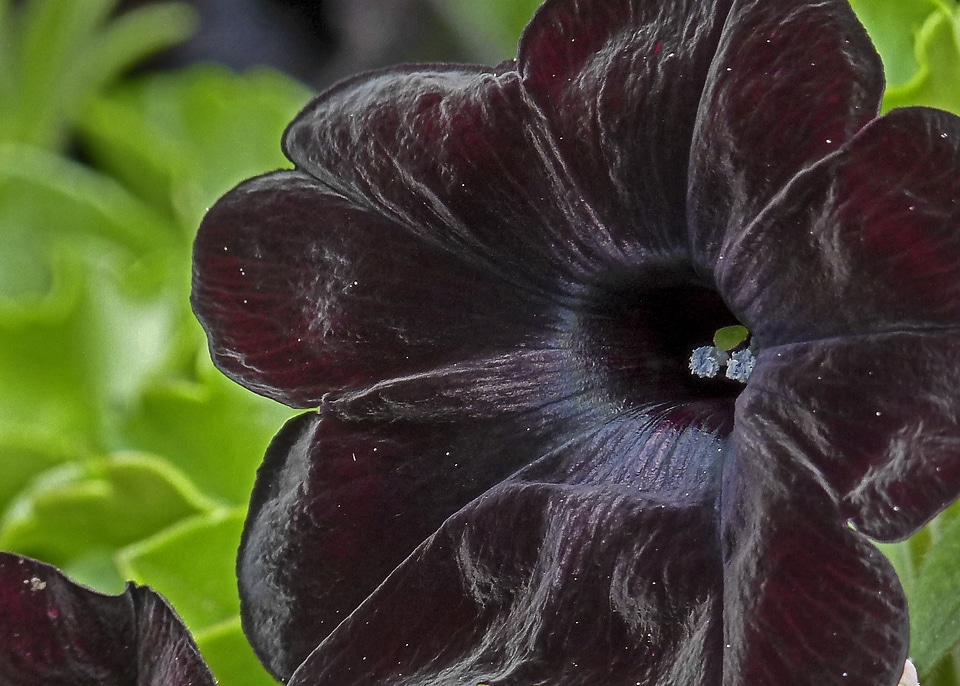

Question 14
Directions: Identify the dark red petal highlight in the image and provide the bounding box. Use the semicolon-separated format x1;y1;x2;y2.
737;332;960;542
283;64;662;294
721;462;907;686
520;0;732;258
287;483;723;686
716;107;960;344
689;0;883;270
0;553;214;686
192;171;544;406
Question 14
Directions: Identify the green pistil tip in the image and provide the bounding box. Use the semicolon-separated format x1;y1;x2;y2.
713;325;750;352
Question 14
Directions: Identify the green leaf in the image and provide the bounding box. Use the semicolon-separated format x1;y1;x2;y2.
116;351;296;505
0;452;216;579
0;145;185;424
0;143;192;446
118;508;246;630
884;7;960;115
909;515;960;672
62;549;127;594
0;142;177;255
0;250;191;447
848;0;946;86
0;257;106;444
0;428;85;515
70;3;198;103
1;0;196;150
195;618;280;686
916;649;960;686
78;64;313;232
0;0;15;109
6;0;113;147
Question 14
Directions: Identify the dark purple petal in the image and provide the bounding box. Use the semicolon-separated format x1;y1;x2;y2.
238;351;736;681
194;167;745;408
716;107;960;345
238;407;556;681
284;64;586;290
737;332;960;542
721;461;907;686
192;171;547;406
236;350;578;681
519;0;732;258
689;0;883;270
0;553;214;686
286;482;723;686
283;62;666;294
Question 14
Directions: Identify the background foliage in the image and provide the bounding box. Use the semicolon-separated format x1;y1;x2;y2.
0;0;958;683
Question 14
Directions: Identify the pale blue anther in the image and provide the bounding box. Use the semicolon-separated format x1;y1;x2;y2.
725;348;756;383
689;345;728;378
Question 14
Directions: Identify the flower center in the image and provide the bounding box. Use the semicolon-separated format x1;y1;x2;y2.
574;271;747;409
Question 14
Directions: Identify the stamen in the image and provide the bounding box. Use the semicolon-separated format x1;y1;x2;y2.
689;345;729;378
690;325;757;384
725;348;756;382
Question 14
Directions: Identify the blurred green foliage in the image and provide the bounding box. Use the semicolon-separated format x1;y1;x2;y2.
433;0;544;61
850;0;960;113
844;5;960;682
0;2;307;682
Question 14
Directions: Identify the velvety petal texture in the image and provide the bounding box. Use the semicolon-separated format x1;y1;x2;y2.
519;0;734;259
739;333;960;542
287;482;723;686
716;107;960;346
188;0;960;683
720;462;908;686
0;553;214;686
688;0;883;267
239;352;736;680
192;170;548;406
284;64;611;294
238;408;560;680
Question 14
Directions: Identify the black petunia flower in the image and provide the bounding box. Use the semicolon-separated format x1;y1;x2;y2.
0;552;215;686
191;0;960;684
